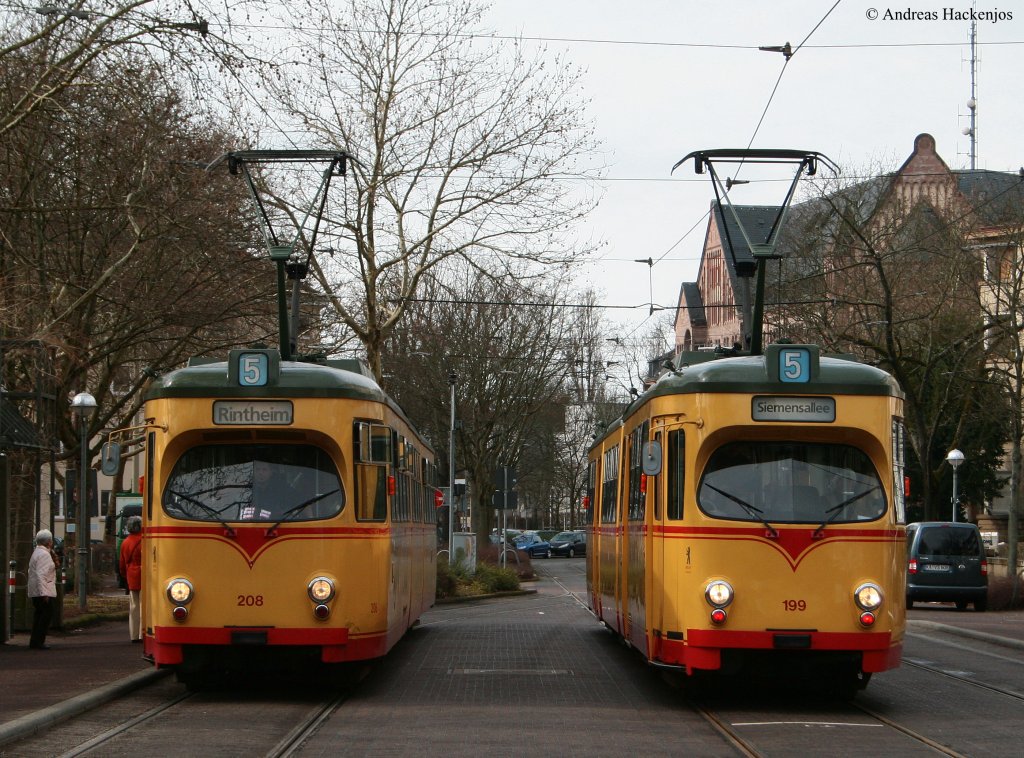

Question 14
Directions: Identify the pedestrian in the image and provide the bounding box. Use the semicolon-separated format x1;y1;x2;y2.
27;529;58;650
119;515;143;642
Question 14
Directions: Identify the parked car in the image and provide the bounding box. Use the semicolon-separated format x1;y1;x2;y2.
515;533;551;558
489;529;523;545
549;530;587;558
906;521;988;611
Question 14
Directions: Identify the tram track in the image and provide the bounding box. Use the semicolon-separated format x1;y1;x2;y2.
55;691;194;758
902;658;1024;702
8;672;358;758
686;691;978;757
688;699;764;757
850;701;970;758
263;692;349;758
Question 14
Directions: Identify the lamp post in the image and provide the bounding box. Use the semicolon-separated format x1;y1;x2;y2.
448;371;457;566
71;392;97;611
946;448;965;523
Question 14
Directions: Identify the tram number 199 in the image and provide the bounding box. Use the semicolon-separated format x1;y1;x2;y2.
237;594;264;606
782;599;806;612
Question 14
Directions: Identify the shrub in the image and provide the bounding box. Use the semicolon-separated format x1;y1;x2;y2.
987;576;1024;610
435;549;522;599
473;561;520;593
436;556;471;599
477;542;534;580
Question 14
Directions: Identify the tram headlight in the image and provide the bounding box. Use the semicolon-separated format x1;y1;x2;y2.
308;576;335;603
166;578;194;605
854;582;883;612
704;580;734;608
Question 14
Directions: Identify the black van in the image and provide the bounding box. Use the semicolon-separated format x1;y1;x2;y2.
906;522;988;612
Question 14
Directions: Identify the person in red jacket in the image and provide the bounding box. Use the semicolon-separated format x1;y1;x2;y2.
118;516;143;642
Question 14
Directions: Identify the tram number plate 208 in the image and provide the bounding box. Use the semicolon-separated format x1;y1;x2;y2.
782;599;807;611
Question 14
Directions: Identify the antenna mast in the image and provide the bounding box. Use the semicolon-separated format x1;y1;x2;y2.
966;12;978;170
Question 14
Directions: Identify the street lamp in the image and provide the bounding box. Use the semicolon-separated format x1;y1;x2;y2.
71;392;97;611
946;448;965;523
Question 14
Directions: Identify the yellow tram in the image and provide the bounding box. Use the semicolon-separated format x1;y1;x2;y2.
135;348;437;682
586;344;906;693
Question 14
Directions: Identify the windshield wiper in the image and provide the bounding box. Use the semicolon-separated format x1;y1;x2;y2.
265;488;341;536
812;485;880;539
167;488;238;536
704;482;779;539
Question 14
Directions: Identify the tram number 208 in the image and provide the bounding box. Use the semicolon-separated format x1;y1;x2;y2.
238;594;265;606
782;599;807;612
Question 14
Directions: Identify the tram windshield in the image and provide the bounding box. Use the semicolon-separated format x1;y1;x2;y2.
698;442;886;524
162;444;344;523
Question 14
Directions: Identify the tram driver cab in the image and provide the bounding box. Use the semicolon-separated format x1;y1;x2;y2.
699;442;887;526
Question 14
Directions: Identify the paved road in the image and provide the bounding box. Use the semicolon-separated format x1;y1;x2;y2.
3;557;1024;756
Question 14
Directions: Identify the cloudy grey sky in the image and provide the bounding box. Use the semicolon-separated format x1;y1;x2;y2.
483;0;1023;345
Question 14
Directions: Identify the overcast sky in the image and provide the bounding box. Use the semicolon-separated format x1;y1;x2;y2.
481;1;1024;348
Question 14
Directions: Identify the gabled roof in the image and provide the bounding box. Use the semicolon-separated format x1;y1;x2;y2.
0;395;45;449
678;282;706;326
710;204;786;309
713;203;782;276
956;169;1024;226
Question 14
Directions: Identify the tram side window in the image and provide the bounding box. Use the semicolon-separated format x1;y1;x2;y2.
627;422;649;521
601;445;619;524
892;417;907;524
354;422;392;522
667;429;684;520
584;460;596;525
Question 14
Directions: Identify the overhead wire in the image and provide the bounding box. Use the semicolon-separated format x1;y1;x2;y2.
205;5;1012;344
198;18;1023;50
631;0;844;334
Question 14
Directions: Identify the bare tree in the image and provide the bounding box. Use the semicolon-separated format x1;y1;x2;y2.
555;290;620;529
0;0;260;141
0;54;272;562
264;0;600;380
384;264;581;549
978;208;1024;585
772;169;1011;520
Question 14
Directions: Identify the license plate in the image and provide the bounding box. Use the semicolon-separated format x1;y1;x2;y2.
923;564;950;571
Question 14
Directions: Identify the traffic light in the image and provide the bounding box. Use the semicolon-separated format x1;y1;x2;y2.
493;466;517;512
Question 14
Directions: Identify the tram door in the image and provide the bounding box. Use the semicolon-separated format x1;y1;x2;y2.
594;441;622;630
623;421;649;652
660;426;686;641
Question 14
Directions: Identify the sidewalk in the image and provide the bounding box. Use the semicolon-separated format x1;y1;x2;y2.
0;617;159;745
906;604;1024;648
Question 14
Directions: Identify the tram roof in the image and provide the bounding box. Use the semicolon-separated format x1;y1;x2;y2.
145;358;386;402
647;353;903;400
592;352;902;450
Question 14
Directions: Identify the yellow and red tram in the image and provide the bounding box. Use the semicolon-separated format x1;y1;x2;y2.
137;348;437;681
586;344;907;693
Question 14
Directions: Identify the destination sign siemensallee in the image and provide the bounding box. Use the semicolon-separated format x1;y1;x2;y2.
751;396;835;423
212;400;294;425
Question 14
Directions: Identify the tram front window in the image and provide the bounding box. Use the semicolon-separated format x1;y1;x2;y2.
698;442;885;524
163;444;344;523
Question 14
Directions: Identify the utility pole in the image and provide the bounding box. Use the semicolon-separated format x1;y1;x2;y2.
448;371;457;565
